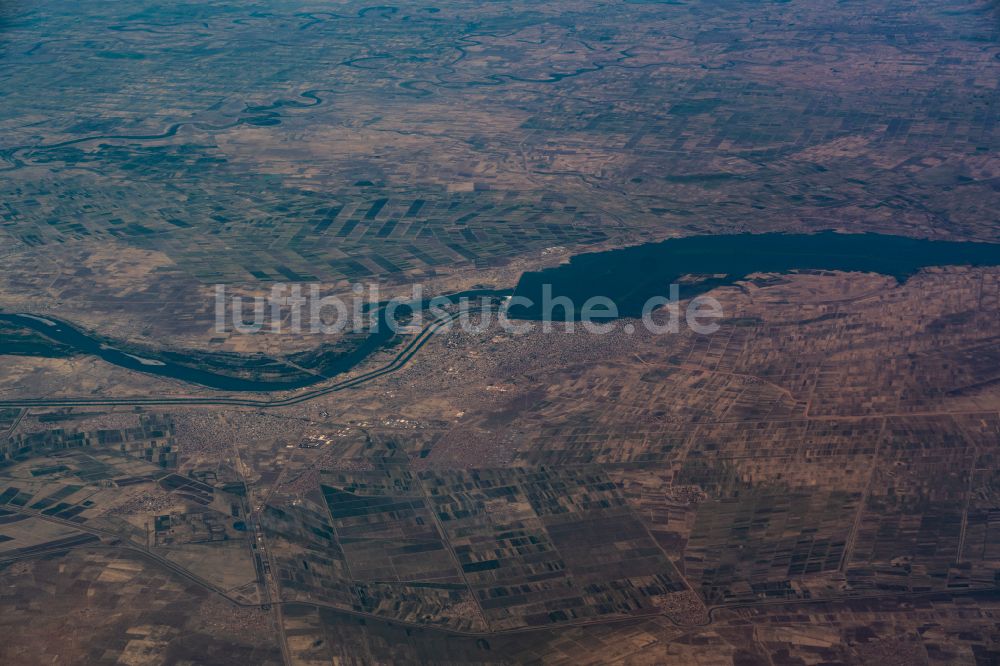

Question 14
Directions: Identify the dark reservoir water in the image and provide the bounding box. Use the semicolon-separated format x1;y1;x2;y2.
508;231;1000;319
3;233;1000;390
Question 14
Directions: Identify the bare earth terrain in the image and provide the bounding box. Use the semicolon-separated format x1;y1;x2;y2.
2;0;1000;664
